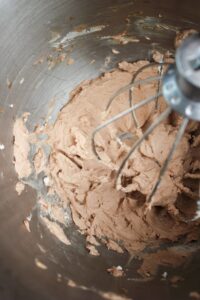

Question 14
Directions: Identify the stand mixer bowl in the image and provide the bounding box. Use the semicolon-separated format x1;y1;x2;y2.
0;0;200;299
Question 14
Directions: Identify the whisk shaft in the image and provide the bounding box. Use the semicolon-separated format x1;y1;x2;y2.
147;117;189;205
92;92;162;159
115;106;172;186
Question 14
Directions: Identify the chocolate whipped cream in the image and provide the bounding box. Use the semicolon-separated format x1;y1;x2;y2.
13;56;200;257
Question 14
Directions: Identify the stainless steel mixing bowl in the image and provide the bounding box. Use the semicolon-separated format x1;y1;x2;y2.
0;1;200;299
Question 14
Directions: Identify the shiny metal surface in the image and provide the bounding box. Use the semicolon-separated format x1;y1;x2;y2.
1;1;200;299
163;34;200;121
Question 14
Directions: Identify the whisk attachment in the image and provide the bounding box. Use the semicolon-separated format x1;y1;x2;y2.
155;61;165;109
115;106;172;187
146;117;189;204
128;62;171;126
92;74;163;159
92;33;200;209
105;75;162;111
92;91;162;160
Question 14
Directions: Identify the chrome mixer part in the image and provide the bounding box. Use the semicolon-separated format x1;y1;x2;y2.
106;62;170;116
119;61;171;128
91;75;163;159
92;33;200;207
163;34;200;121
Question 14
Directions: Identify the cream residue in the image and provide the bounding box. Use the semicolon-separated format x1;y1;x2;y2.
107;265;124;277
15;181;25;195
13;115;32;178
41;217;71;246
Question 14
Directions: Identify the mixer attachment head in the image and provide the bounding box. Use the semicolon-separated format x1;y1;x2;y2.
163;33;200;122
92;34;200;210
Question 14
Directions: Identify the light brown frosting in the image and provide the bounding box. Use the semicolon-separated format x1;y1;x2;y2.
13;59;200;255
